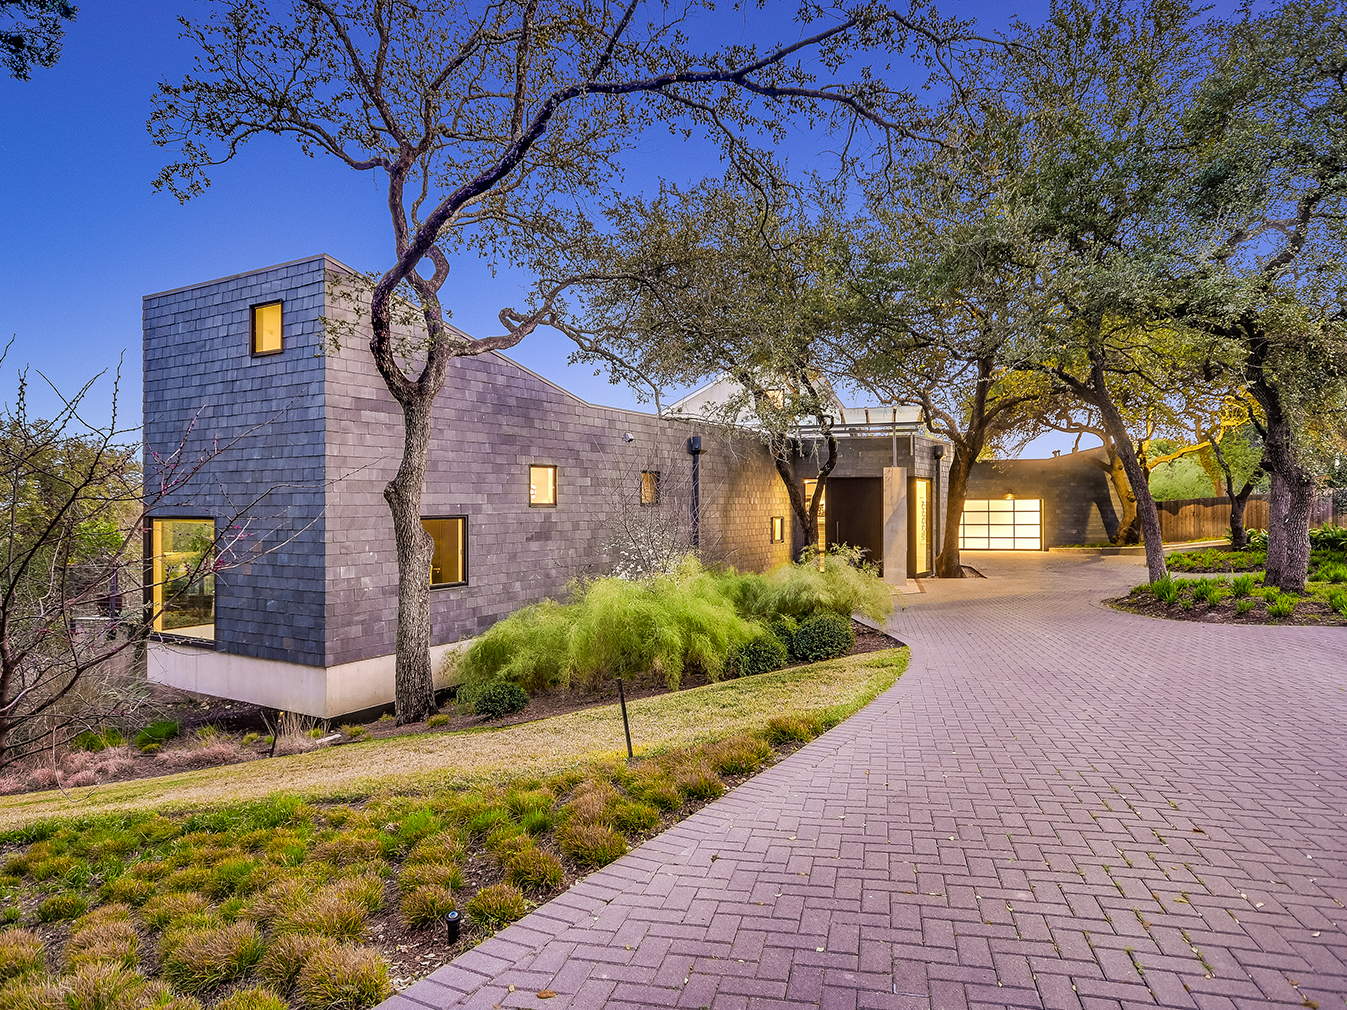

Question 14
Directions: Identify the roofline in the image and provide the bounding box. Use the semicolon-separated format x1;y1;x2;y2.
142;253;356;301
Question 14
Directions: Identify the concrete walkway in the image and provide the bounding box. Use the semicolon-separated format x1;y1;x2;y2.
386;553;1347;1010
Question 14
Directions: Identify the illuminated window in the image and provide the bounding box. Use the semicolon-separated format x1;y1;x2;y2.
251;301;283;355
770;516;785;543
640;470;660;506
529;465;557;507
149;518;215;641
423;517;466;586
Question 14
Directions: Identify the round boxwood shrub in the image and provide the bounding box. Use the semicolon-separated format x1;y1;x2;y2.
765;614;799;654
726;629;788;678
473;681;529;720
791;611;855;663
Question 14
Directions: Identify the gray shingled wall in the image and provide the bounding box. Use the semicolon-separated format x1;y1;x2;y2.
142;256;329;665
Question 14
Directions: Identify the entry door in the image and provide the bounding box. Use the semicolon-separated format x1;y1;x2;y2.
909;477;933;577
824;477;884;575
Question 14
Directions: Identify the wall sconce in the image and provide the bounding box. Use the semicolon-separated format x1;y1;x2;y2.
623;432;635;443
932;445;945;460
1004;492;1016;500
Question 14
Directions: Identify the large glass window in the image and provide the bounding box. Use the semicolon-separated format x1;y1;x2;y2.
251;301;283;355
770;515;785;543
423;517;466;586
959;498;1042;550
150;518;216;640
529;465;557;507
640;470;660;506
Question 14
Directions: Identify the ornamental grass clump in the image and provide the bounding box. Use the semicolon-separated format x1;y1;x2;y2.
557;821;627;869
159;922;265;994
400;885;455;929
213;986;289;1010
502;845;563;893
0;928;45;982
464;883;527;930
292;944;390;1010
257;933;332;992
752;545;892;623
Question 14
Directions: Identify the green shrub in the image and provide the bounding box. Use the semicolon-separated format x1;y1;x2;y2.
71;728;122;752
558;822;627;869
135;720;180;751
0;928;45;982
753;544;892;623
1313;561;1347;584
1309;523;1347;550
1232;573;1257;597
1267;594;1297;619
1191;580;1226;605
293;944;391;1010
502;846;563;893
213;986;289;1010
725;628;788;678
1234;598;1255;616
792;612;855;663
464;884;527;929
37;892;88;922
426;714;450;728
473;682;529;720
400;885;455;929
1326;587;1347;616
765;613;798;653
160;923;265;994
1152;578;1180;605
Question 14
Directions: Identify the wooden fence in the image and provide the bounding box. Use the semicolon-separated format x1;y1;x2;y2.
1155;494;1338;542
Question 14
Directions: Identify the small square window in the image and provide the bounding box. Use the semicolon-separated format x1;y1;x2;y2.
529;465;557;507
640;470;660;506
251;301;283;355
770;516;785;543
423;517;466;586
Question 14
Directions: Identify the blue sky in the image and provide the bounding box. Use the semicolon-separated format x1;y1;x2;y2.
0;0;1147;457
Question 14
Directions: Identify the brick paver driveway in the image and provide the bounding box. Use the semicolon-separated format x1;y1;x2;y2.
388;552;1347;1010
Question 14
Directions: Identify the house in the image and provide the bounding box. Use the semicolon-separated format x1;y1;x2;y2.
142;256;951;718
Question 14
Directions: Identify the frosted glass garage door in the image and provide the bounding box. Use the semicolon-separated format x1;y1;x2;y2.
959;499;1042;550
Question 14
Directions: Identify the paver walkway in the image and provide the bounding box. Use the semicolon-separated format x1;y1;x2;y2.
387;553;1347;1010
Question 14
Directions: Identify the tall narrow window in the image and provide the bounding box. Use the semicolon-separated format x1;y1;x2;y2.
251;301;283;355
423;517;466;586
770;515;785;543
150;518;216;640
529;465;557;507
640;470;660;506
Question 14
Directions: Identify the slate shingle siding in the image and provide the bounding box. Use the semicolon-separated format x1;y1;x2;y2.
146;256;793;673
142;257;328;665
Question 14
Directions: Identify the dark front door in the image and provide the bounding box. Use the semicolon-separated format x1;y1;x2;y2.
825;477;884;575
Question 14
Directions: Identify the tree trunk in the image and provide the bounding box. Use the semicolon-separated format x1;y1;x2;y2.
1105;449;1140;546
384;398;437;725
1091;360;1167;581
934;443;972;578
1281;480;1316;594
1265;468;1290;587
1228;491;1250;550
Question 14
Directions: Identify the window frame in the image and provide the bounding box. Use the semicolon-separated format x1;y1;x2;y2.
528;464;558;508
250;300;284;357
640;470;661;507
422;515;469;589
770;515;785;543
144;514;218;647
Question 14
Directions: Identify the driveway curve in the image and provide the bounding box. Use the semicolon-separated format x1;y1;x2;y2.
386;552;1347;1010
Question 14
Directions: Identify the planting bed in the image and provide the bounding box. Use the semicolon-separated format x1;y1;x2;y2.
1109;576;1347;627
0;648;908;1010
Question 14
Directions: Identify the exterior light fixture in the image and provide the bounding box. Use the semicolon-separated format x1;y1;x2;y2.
623;432;635;443
932;445;945;460
1004;492;1015;500
445;909;461;943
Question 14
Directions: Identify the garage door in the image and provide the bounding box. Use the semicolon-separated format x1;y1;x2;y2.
959;498;1042;550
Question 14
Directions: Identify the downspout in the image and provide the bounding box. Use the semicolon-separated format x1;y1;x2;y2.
687;436;707;548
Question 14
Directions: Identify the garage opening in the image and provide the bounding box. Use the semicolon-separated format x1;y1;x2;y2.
959;498;1042;550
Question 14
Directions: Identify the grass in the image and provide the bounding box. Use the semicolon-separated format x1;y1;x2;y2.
0;650;903;830
0;647;906;1010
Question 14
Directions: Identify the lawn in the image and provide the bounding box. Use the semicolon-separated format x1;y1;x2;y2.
0;648;906;1010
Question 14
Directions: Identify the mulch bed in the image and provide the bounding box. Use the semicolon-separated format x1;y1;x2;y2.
1107;592;1347;627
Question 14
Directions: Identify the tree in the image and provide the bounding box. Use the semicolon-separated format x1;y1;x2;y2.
988;0;1205;582
2;0;75;79
154;0;989;722
1175;0;1347;592
0;366;300;769
837;106;1057;576
553;175;844;552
